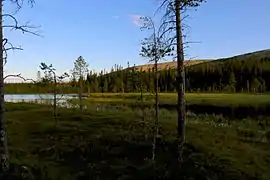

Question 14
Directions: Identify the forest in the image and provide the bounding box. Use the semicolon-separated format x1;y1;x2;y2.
5;49;270;94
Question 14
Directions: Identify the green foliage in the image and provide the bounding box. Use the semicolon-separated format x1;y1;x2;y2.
72;56;89;80
40;63;55;72
251;78;262;92
180;0;207;8
140;16;174;63
39;62;69;82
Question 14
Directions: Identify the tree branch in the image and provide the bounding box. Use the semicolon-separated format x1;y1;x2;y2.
3;0;35;14
2;2;42;66
2;38;23;66
3;14;41;37
4;73;36;83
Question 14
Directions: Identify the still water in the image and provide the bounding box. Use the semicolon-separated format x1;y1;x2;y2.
4;94;123;111
4;94;79;108
4;94;77;102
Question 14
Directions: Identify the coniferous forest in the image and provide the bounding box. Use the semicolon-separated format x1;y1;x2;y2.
5;50;270;94
89;50;270;93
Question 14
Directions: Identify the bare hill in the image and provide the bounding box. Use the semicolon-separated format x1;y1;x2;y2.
134;59;213;71
219;49;270;61
133;49;270;71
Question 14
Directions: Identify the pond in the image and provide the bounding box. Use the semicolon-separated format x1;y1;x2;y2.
4;94;78;103
4;94;132;111
4;94;81;109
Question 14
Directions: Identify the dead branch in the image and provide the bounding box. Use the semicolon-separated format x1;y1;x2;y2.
3;14;41;36
2;38;23;65
4;73;36;83
2;6;42;66
155;0;194;53
155;0;170;16
158;12;189;39
3;0;35;14
140;16;175;66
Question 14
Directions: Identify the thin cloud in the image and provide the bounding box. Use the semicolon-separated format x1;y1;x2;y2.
130;14;143;27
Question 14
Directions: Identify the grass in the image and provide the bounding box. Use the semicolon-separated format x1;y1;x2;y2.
68;93;270;119
3;102;270;179
79;93;270;106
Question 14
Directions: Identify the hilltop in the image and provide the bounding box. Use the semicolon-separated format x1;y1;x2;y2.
132;49;270;71
134;59;213;71
196;49;270;66
220;49;270;61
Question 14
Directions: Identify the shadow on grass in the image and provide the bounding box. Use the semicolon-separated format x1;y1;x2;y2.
3;103;265;179
12;135;257;180
127;103;270;119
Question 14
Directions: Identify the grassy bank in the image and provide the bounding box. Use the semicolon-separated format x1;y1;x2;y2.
85;93;270;106
3;102;270;179
69;93;270;118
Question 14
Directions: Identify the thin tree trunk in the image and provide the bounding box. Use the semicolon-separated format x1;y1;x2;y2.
79;77;83;111
87;84;90;97
0;0;9;171
152;52;160;162
53;74;57;125
175;0;186;163
140;85;147;140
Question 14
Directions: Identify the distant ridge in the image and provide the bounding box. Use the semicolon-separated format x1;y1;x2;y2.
219;49;270;61
131;49;270;71
133;59;213;71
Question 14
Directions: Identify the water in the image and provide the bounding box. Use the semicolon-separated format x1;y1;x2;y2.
4;94;78;103
4;94;139;111
4;94;81;109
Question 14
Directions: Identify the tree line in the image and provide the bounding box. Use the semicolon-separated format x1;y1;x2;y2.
83;54;270;93
4;53;270;94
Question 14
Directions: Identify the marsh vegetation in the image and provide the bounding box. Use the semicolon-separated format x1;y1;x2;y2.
2;93;270;179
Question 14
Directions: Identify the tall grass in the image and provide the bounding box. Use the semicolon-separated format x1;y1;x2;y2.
86;93;270;106
67;93;270;119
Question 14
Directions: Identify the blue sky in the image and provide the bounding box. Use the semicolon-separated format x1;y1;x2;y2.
3;0;270;81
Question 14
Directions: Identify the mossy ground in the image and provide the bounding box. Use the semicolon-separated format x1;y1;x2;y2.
2;102;270;179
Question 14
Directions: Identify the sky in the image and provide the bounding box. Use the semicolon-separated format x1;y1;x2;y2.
3;0;270;82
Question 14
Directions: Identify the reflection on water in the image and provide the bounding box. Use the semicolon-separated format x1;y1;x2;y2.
5;94;77;101
4;94;130;112
5;94;79;108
